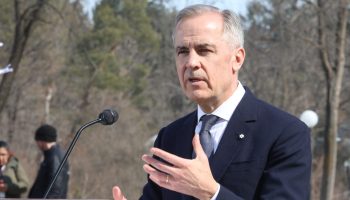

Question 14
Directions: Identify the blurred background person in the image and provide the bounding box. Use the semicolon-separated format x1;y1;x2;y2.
28;124;69;199
0;140;29;198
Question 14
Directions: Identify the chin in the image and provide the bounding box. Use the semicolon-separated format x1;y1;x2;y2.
186;92;210;103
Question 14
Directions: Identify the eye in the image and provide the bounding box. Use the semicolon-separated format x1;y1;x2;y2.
177;49;189;56
197;48;213;56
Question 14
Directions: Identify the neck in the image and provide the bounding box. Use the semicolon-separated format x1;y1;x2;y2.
199;83;239;113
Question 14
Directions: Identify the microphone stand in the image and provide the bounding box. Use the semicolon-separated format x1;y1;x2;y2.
43;118;102;199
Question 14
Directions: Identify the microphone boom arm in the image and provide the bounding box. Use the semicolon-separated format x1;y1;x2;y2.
43;118;102;199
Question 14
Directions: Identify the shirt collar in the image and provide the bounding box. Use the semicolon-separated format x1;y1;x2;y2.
197;81;245;122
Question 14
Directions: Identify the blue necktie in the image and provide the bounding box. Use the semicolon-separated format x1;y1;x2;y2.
199;115;219;157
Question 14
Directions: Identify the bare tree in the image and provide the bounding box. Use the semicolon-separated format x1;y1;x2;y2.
318;0;349;199
0;0;46;113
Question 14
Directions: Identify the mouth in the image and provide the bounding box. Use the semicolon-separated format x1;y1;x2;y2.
188;77;205;83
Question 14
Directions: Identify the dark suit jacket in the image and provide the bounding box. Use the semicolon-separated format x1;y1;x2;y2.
140;88;311;200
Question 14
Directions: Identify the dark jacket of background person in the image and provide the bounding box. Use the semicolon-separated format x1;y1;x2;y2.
28;144;69;198
1;155;29;198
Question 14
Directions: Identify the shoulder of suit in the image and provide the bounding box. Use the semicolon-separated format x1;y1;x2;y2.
164;110;197;128
244;88;305;126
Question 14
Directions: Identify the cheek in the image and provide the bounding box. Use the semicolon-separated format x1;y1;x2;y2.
176;65;185;84
212;66;234;87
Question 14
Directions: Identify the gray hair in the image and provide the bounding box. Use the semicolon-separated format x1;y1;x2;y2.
173;4;244;48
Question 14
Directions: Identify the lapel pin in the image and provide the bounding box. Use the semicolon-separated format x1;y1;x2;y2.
238;133;245;139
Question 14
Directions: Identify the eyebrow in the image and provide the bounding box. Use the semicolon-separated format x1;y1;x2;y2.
176;43;216;51
196;43;216;50
176;46;187;52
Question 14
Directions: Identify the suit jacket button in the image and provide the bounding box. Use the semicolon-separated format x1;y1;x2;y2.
239;134;245;139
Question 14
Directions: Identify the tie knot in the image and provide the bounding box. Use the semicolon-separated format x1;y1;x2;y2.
200;115;219;133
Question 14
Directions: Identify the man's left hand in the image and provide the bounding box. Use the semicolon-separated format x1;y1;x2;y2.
142;134;219;200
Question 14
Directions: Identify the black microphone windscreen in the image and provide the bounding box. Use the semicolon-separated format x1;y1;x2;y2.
99;109;119;125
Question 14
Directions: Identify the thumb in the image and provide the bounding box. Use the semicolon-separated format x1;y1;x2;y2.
112;186;127;200
192;134;207;160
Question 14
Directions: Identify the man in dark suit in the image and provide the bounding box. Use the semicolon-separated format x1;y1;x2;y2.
113;4;311;200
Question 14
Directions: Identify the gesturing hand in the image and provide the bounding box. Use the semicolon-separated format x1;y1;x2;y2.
142;134;219;200
112;186;127;200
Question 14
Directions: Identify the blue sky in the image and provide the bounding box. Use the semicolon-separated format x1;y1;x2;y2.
82;0;253;20
166;0;253;15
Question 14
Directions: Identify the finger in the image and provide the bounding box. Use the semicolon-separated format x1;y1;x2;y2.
143;164;169;181
192;134;207;160
149;174;171;188
112;186;123;200
142;154;171;167
144;164;170;186
142;154;175;175
143;163;159;174
150;147;186;167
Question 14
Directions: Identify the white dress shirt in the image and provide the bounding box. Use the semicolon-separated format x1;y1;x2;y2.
195;81;245;200
196;81;245;153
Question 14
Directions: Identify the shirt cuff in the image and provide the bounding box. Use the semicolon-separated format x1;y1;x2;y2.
210;184;220;200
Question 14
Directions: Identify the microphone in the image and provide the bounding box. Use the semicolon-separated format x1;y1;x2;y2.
43;109;118;199
99;109;119;125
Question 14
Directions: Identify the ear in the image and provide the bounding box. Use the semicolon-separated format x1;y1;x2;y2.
232;47;245;72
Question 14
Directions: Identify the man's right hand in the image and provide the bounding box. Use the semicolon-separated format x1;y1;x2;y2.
112;186;127;200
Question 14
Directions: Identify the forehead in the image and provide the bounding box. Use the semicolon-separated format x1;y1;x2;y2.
174;12;225;46
0;147;8;154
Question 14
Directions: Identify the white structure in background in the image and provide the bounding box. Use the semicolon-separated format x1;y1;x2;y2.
301;109;342;143
344;159;350;190
145;134;158;148
300;110;319;128
0;64;13;75
0;41;13;75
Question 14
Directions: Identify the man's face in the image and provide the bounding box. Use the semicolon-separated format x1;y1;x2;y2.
174;12;244;112
36;141;48;151
0;148;9;166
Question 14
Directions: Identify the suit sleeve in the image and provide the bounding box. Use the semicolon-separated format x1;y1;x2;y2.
139;128;165;200
216;120;311;200
256;121;311;199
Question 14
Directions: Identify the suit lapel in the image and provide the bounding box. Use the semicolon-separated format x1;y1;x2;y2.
174;112;197;200
210;88;258;181
175;111;197;159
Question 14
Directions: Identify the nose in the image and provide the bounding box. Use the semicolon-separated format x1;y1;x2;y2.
185;50;200;69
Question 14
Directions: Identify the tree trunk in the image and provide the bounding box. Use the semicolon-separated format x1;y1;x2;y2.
45;85;53;124
0;0;45;114
319;0;348;199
